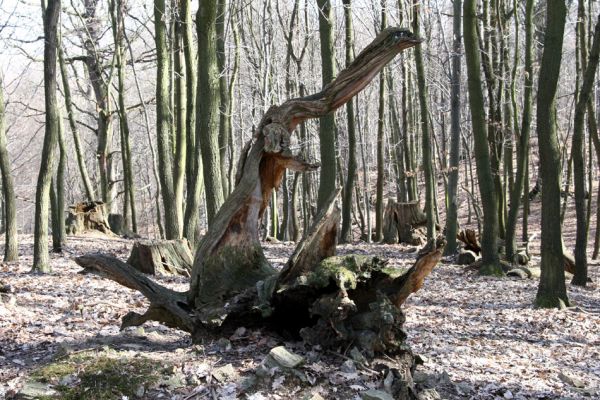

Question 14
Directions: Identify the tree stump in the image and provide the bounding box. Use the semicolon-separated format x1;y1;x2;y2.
65;201;112;235
382;199;427;245
456;228;481;254
127;240;193;277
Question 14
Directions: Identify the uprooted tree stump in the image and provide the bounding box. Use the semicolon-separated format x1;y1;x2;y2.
382;199;428;245
127;240;193;277
75;27;435;398
65;201;112;235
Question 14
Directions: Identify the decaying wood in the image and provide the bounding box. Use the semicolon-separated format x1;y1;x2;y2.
65;201;113;235
127;239;193;277
382;199;427;245
76;28;426;359
271;237;445;356
393;238;445;306
189;27;422;323
457;228;481;254
277;189;341;288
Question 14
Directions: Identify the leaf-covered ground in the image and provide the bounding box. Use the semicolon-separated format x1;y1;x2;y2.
0;234;599;399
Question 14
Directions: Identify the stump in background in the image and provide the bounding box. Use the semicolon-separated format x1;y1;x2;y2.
127;239;193;277
382;200;427;245
457;229;481;254
65;201;112;235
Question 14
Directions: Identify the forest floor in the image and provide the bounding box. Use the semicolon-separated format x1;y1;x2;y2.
1;212;599;399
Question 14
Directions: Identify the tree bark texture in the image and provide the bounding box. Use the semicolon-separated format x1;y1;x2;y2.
463;0;501;275
535;0;570;308
0;73;18;261
197;0;224;225
32;0;61;273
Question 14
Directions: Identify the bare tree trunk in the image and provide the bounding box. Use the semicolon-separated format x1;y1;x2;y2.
0;73;18;261
340;0;357;243
173;0;187;237
444;0;462;256
57;46;94;202
197;0;224;226
375;0;387;242
155;0;181;239
413;0;436;244
463;0;501;275
535;0;570;308
33;0;61;273
50;110;66;252
315;0;337;213
506;0;534;262
110;0;137;233
570;12;600;286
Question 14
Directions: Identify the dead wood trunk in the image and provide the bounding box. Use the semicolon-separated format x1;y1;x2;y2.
127;239;193;277
457;228;482;254
65;201;113;235
382;199;427;245
76;28;429;360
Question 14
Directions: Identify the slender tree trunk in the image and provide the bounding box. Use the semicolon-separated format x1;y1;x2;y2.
197;0;224;225
50;111;66;252
571;13;600;286
463;0;501;274
340;0;357;243
58;47;94;202
413;0;436;243
535;0;570;308
33;0;61;273
375;0;387;242
217;0;230;199
316;0;337;212
444;0;462;255
81;0;114;212
173;0;186;237
155;0;180;239
0;73;18;261
506;0;533;262
181;0;202;244
110;0;137;233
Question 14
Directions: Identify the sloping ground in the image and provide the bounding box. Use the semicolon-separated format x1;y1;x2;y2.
0;235;598;399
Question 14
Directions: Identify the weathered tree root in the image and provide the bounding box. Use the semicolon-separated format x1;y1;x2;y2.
74;254;194;333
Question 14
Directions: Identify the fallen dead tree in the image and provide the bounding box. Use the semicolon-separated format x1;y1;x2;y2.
75;28;440;395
